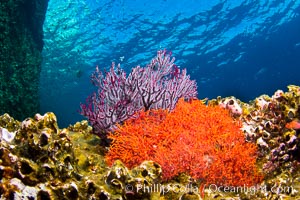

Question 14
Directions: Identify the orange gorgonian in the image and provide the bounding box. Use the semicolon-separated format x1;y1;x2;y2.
105;98;263;186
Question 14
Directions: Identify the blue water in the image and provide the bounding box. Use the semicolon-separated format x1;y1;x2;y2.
40;0;300;127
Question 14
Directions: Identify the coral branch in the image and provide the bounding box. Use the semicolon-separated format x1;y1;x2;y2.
80;50;197;136
105;99;263;186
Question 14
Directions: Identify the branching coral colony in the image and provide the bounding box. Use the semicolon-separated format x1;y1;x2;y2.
82;50;262;186
105;99;263;186
80;50;197;137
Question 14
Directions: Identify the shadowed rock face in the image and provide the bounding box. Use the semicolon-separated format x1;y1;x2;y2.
0;0;49;120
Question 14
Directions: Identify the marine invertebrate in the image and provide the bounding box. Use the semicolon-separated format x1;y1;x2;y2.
106;99;262;186
2;87;300;199
238;85;300;176
218;96;243;116
0;113;164;200
80;50;197;136
285;120;300;129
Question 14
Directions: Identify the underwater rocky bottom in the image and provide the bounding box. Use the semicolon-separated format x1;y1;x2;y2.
1;85;300;200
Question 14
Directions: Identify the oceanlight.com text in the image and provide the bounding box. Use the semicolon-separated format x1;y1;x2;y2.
125;183;294;196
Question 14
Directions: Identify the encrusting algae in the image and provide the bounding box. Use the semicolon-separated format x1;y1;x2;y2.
1;85;300;199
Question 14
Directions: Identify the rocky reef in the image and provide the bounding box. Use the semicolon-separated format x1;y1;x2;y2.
1;86;300;199
213;85;300;176
0;113;165;199
209;85;300;199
